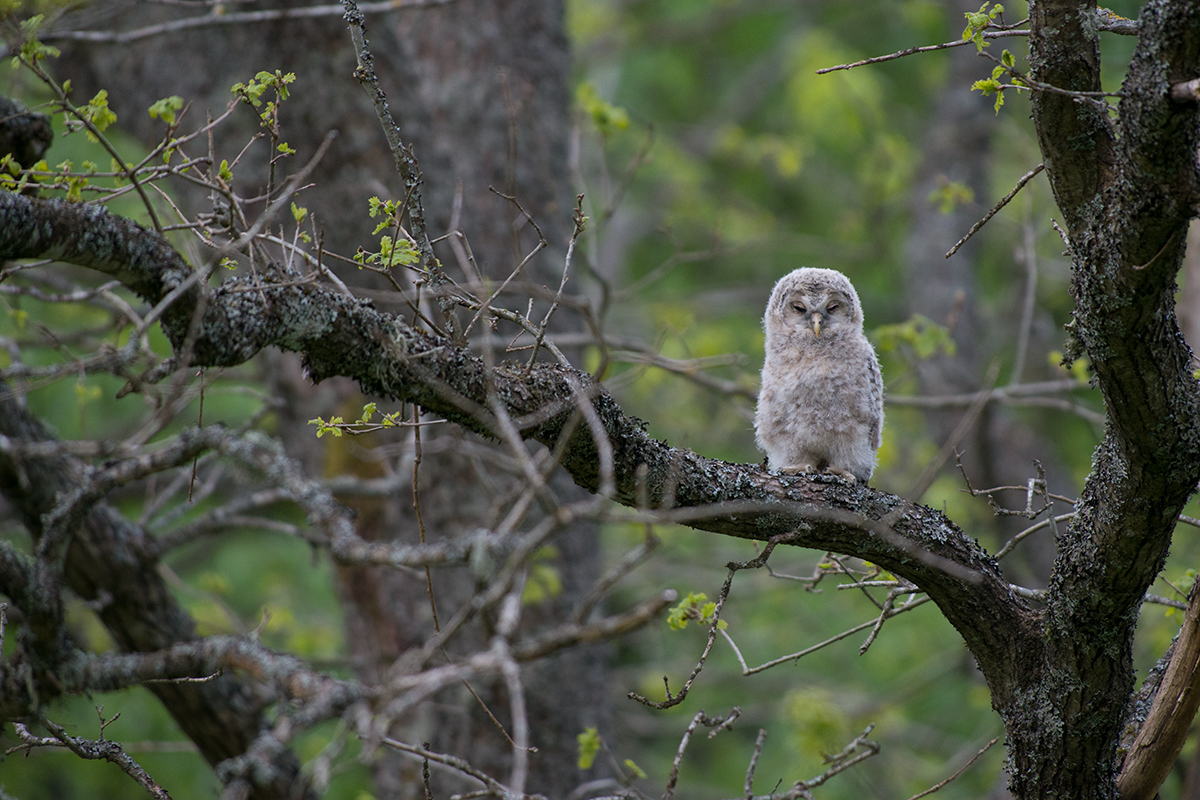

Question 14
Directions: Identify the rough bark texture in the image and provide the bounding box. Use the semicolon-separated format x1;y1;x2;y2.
1014;1;1200;797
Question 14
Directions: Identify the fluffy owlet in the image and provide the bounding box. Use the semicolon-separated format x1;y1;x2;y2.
754;267;884;483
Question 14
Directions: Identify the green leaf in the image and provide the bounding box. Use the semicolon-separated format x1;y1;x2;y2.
148;95;185;125
873;314;957;359
576;82;630;136
623;759;648;779
522;547;563;605
64;175;88;202
667;591;712;630
970;76;1006;113
14;15;60;66
927;180;974;214
80;90;118;141
75;380;102;405
1050;350;1090;383
308;416;344;438
577;727;601;769
962;3;1004;51
785;687;850;758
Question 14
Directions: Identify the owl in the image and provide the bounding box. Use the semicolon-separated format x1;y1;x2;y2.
754;267;884;483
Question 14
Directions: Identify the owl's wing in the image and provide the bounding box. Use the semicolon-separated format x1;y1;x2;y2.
866;348;884;450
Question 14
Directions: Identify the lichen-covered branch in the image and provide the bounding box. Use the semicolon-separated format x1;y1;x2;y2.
0;191;1039;708
0;372;310;800
1027;0;1115;224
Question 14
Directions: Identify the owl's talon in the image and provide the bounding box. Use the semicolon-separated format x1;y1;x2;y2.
825;467;857;484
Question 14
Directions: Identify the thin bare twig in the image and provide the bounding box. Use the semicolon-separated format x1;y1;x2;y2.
665;709;741;800
799;724;880;791
11;720;173;800
342;0;458;339
722;595;932;675
817;8;1135;74
45;0;461;44
817;30;1030;74
905;737;999;800
743;728;768;799
629;545;774;709
946;164;1044;258
905;361;1001;501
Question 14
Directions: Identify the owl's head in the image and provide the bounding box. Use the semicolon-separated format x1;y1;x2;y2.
764;267;863;344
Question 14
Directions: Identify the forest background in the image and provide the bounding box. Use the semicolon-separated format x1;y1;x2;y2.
1;0;1197;798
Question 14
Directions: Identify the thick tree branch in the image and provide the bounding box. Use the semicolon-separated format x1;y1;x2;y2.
0;370;309;800
0;193;1040;707
0;635;363;722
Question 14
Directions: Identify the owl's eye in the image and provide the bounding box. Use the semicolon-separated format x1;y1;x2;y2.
826;302;840;313
792;303;807;314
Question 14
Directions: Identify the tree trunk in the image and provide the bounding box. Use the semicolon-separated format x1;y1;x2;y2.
1005;1;1200;796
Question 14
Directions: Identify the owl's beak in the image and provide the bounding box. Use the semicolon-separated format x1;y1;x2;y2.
810;314;821;338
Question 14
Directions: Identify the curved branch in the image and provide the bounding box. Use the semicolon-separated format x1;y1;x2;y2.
0;193;1039;703
1118;580;1200;800
0;359;308;800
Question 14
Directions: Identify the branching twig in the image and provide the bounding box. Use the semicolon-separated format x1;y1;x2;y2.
629;546;774;709
664;709;741;800
45;0;462;44
11;720;173;800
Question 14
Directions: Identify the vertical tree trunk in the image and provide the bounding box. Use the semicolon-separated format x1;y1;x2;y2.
377;6;607;794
